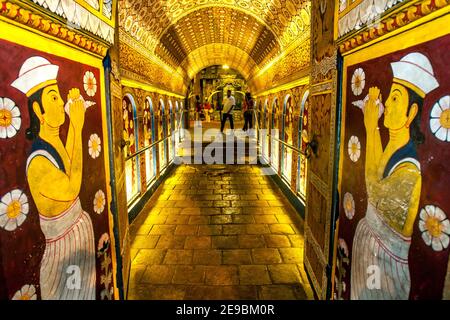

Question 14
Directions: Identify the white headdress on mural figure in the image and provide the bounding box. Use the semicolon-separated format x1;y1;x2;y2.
11;56;59;97
391;52;439;98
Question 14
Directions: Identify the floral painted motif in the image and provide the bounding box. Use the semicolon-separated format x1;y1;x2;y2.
430;95;450;142
419;205;450;252
83;71;97;97
0;97;21;139
338;0;406;37
351;68;365;96
348;135;361;162
0;189;29;232
343;192;355;220
11;285;37;300
93;190;106;214
88;133;102;159
334;238;350;300
98;233;110;252
97;233;113;300
339;238;349;258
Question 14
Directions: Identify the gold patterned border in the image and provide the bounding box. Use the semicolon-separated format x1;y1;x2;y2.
0;0;109;56
339;0;449;53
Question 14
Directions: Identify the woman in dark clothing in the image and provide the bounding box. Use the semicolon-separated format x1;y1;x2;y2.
242;92;254;131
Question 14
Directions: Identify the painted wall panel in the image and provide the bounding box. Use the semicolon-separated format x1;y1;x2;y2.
335;15;450;299
0;29;114;299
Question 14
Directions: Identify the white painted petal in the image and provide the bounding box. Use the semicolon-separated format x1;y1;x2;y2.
432;237;443;251
16;213;26;227
22;285;30;293
0;98;3;109
422;231;432;246
435;127;448;142
0;126;6;139
440;96;450;110
439;234;450;250
0;213;9;227
30;293;37;300
418;220;426;232
434;207;447;221
430;118;441;133
355;149;361;161
426;205;436;217
431;105;443;118
11;189;22;201
2;192;12;205
11;117;21;130
11;290;22;300
4;97;15;110
19;192;27;204
441;219;450;234
4;218;17;231
21;202;29;215
0;202;6;215
10;106;20;118
6;125;17;138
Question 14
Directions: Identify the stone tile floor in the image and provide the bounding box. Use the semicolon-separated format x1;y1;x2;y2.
127;164;314;300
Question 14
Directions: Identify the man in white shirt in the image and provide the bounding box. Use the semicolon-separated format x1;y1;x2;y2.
221;90;235;133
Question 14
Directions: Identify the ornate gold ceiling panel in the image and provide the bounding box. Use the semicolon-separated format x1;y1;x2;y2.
177;44;260;79
155;7;279;68
118;0;311;83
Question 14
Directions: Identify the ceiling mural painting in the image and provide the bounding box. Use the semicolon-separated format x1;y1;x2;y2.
338;0;407;38
118;0;312;93
31;0;117;44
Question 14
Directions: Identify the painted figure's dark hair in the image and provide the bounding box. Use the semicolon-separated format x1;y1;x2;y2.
25;89;44;141
406;88;425;146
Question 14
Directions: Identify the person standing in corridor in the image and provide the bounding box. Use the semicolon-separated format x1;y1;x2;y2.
242;92;254;132
195;95;201;123
221;90;235;133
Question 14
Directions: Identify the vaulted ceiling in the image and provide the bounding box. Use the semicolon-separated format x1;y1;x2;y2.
118;0;311;82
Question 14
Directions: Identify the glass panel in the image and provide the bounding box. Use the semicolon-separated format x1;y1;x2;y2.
263;105;270;161
159;142;166;169
158;104;166;169
144;99;155;183
123;95;140;203
282;98;293;183
125;158;139;203
168;109;173;162
271;102;279;171
297;93;309;199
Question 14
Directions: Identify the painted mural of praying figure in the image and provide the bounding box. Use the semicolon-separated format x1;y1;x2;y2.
351;53;439;299
12;57;96;300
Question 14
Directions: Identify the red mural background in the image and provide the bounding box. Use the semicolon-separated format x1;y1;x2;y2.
0;38;112;299
337;34;450;299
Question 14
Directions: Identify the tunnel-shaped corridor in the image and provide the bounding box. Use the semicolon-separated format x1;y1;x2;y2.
1;0;449;302
128;164;313;300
